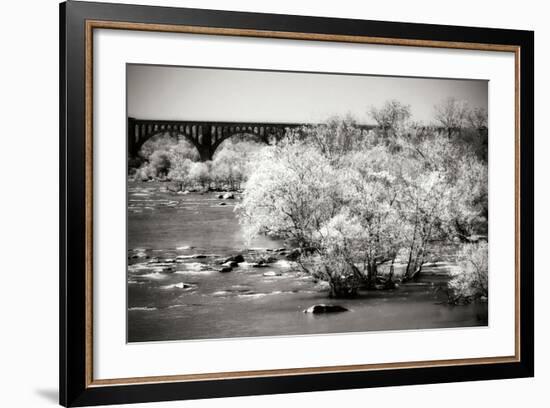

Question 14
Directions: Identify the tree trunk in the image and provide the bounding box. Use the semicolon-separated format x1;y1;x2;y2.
366;261;378;289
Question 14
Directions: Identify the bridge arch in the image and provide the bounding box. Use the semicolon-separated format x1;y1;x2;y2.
128;118;302;161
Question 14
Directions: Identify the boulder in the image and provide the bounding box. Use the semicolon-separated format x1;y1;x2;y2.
263;271;282;277
218;202;227;206
218;266;233;273
223;192;235;199
223;261;239;268
172;282;191;289
223;254;245;264
252;256;277;265
217;194;224;199
303;304;349;314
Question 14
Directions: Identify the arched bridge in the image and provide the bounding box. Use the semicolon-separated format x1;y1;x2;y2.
128;117;306;161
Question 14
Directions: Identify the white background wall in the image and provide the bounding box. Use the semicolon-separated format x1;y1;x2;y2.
0;0;546;407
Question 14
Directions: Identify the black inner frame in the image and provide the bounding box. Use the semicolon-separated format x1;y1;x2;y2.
60;1;534;406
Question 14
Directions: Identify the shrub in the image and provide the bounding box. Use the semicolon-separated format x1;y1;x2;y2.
188;161;211;189
168;157;194;190
447;242;488;303
148;150;171;177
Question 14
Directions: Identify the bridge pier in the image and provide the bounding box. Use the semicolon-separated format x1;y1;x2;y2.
196;145;215;161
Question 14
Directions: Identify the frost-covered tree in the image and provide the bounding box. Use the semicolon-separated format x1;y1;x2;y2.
188;161;211;189
434;97;469;137
210;140;264;190
168;157;194;190
467;107;488;131
237;103;488;299
370;100;412;138
237;141;340;249
291;115;366;162
399;168;453;280
148;150;171;178
237;136;404;295
338;148;404;287
397;135;487;280
448;242;488;303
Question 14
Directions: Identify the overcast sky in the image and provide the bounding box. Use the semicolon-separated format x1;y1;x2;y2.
127;64;488;125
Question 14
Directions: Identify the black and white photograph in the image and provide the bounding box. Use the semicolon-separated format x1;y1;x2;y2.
0;0;542;405
126;65;489;343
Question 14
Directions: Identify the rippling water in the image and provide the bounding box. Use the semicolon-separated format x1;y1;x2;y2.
127;181;488;343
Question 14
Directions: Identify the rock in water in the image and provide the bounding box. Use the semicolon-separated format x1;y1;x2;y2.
218;202;227;206
223;254;245;264
223;192;235;199
218;266;233;273
250;256;277;268
251;262;269;268
263;271;282;277
303;304;349;314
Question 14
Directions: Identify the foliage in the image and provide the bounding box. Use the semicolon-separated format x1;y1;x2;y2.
237;112;489;297
337;150;404;286
211;140;264;190
133;133;263;191
433;97;469;136
447;242;488;303
238;141;340;247
369;100;412;138
433;99;489;162
139;132;199;162
467;107;488;130
167;157;194;189
148;150;171;177
187;162;211;189
132;133;198;181
289;115;366;161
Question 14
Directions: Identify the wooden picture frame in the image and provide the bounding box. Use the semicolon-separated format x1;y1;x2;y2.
60;1;534;406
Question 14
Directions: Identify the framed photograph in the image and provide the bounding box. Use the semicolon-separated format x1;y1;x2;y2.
60;1;534;406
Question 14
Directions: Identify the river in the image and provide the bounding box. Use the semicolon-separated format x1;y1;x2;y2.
127;181;488;343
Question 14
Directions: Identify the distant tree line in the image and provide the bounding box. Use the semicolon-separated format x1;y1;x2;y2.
130;136;263;192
